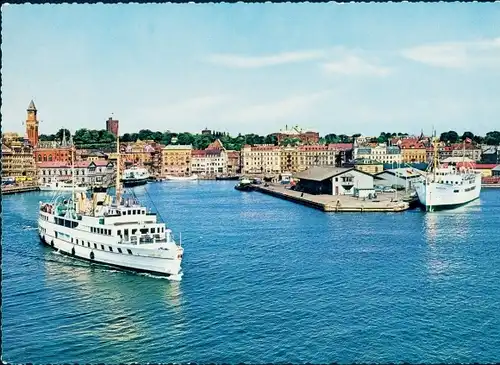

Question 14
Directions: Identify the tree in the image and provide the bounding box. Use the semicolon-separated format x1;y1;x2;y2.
461;131;475;141
439;130;459;144
55;128;71;142
324;133;338;144
264;134;278;145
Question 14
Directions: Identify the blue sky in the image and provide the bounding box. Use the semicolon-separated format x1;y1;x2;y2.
2;3;500;137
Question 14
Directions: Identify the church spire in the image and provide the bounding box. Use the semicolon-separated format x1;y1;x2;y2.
61;129;67;147
27;99;37;111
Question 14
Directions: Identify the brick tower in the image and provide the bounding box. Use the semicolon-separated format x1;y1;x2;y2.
25;100;39;147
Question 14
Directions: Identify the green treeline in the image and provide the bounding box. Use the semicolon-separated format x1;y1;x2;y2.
38;128;500;151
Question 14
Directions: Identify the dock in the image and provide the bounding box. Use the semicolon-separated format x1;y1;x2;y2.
2;186;40;195
253;184;410;212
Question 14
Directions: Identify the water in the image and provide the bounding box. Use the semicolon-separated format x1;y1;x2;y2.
2;181;500;363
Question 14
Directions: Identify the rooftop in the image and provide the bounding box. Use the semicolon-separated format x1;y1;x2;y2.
294;166;352;182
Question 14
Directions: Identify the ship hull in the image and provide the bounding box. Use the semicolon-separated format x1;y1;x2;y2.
38;219;182;276
415;173;482;212
164;175;198;181
121;178;148;187
39;186;89;192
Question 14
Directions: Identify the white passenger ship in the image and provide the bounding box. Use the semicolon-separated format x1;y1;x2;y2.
37;137;184;277
414;137;482;212
39;180;89;192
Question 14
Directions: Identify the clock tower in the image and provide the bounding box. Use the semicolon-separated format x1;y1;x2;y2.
25;99;39;147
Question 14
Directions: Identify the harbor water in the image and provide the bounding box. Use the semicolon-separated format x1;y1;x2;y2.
2;181;500;363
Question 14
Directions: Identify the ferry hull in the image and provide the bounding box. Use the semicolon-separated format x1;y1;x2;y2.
38;222;182;277
121;178;148;187
39;186;89;192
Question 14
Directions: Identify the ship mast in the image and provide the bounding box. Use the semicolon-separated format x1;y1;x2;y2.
433;130;438;183
71;136;76;211
115;134;121;205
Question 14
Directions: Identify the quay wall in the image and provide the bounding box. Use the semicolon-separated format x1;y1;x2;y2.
2;186;40;195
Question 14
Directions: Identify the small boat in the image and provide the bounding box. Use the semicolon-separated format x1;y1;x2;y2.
215;175;240;181
121;167;149;187
234;178;254;192
39;180;89;192
164;174;199;181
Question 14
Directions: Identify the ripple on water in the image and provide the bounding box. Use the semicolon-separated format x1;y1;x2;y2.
2;186;500;363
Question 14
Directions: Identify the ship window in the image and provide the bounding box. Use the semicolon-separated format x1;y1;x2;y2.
87;242;90;247
76;239;79;244
118;230;122;236
151;228;155;233
101;245;105;250
117;248;122;254
454;190;459;193
109;246;113;252
132;229;137;234
71;238;74;243
94;243;97;249
133;210;137;215
127;249;133;255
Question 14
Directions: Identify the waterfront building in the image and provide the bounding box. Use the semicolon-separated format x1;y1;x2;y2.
492;165;500;177
191;139;228;176
450;142;482;161
329;143;354;166
105;116;119;136
354;143;402;164
427;144;453;162
353;159;384;174
455;162;498;178
2;132;22;145
374;168;425;190
25;100;40;147
161;144;193;177
34;130;73;164
37;160;115;186
242;144;281;174
481;145;500;164
399;140;427;163
1;142;37;183
79;150;109;162
297;144;337;171
120;139;157;171
294;166;376;197
226;150;241;175
280;145;300;173
274;125;320;145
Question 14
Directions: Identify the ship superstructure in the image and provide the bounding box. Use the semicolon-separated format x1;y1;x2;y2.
414;136;482;212
37;134;183;277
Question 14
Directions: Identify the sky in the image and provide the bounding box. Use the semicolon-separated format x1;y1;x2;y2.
2;2;500;137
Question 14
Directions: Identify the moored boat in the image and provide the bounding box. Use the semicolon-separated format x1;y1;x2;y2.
234;178;254;191
164;174;199;181
414;136;482;212
121;167;149;187
39;180;89;192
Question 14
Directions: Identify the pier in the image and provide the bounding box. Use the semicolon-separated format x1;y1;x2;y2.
253;184;410;212
1;185;40;195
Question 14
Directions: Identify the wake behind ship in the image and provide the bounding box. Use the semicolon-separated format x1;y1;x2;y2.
414;137;482;212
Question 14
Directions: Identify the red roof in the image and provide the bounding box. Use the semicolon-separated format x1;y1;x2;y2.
37;160;111;168
456;162;497;169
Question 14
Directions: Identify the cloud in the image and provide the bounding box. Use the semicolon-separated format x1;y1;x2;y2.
401;37;500;69
136;94;231;126
229;90;332;124
322;55;391;76
206;50;326;68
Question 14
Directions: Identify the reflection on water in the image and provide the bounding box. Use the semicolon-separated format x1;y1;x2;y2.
423;200;482;280
43;250;185;342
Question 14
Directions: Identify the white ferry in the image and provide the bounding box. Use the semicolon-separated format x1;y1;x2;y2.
39;180;89;192
164;174;199;181
37;137;184;277
121;167;150;187
414;137;482;212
